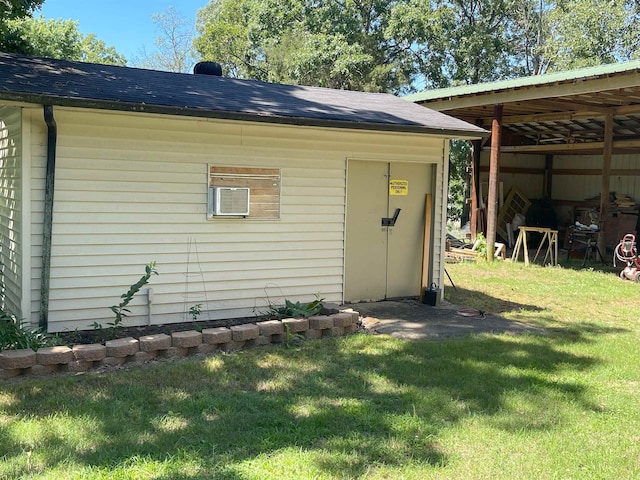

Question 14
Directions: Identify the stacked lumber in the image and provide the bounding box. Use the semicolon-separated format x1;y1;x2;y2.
583;192;638;214
614;194;637;212
445;236;506;261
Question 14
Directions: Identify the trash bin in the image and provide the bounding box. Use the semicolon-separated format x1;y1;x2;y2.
423;283;439;306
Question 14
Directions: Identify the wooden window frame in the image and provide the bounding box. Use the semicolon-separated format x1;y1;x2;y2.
208;165;281;220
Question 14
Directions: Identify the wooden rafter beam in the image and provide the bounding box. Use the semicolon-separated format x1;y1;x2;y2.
505;125;605;138
613;104;640;116
479;109;599;126
526;98;613;113
450;103;640;128
484;138;640;153
479;166;640;176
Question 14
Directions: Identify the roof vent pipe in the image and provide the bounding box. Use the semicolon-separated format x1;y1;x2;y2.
193;61;223;76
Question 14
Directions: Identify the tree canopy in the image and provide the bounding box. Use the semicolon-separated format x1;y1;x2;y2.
0;0;44;53
539;0;640;72
194;0;414;93
6;16;126;65
194;0;640;93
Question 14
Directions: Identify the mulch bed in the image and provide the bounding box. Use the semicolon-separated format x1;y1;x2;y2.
55;304;342;346
56;316;268;346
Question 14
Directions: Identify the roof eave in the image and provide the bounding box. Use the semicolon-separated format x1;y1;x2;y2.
0;91;488;138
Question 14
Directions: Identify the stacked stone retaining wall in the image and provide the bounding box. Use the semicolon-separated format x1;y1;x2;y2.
0;311;360;380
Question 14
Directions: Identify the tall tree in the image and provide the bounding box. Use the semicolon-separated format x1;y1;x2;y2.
195;0;414;92
387;0;529;88
196;0;640;89
6;16;126;65
508;0;548;76
133;6;196;73
0;0;43;53
508;0;640;75
540;0;640;72
79;34;127;65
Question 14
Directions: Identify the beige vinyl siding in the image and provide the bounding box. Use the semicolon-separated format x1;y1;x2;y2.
26;108;47;327
434;140;449;296
0;106;23;318
32;108;446;332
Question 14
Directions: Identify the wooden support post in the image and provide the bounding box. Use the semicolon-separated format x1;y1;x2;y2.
486;104;503;262
461;149;471;230
470;140;481;239
543;154;553;199
420;194;433;303
598;113;613;251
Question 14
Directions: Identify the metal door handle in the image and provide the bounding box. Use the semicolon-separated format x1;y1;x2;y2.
381;208;401;227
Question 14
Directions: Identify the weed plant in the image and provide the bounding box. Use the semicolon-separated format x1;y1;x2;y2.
91;262;158;340
109;261;158;328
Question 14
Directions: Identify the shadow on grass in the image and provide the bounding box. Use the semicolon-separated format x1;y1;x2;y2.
0;318;610;479
446;286;629;343
446;286;544;315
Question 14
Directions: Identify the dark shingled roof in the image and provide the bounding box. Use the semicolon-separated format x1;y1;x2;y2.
0;52;486;138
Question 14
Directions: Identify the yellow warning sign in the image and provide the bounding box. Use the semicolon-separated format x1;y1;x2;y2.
389;179;408;196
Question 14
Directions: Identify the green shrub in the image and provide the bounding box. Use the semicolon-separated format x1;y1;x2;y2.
0;311;51;352
474;232;488;259
266;294;324;320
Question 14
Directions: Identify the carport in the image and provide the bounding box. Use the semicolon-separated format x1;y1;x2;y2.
408;61;640;259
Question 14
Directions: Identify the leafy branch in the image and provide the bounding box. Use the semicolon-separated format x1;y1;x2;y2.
110;262;159;328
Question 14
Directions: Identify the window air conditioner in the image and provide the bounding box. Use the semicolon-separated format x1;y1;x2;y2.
210;187;250;216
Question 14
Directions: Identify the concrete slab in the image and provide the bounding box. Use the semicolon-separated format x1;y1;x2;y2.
345;299;544;340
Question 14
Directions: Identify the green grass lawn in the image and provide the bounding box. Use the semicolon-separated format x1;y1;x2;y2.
1;262;639;479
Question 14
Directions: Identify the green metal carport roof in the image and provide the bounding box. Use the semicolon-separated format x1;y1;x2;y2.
407;60;640;155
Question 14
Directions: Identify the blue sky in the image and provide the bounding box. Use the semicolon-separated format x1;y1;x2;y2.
38;0;207;63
